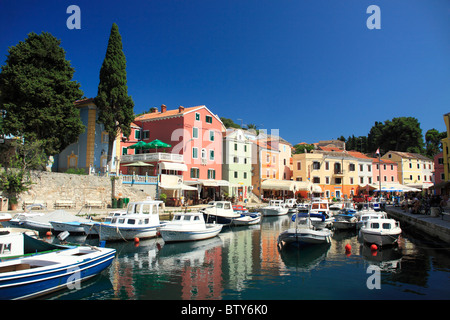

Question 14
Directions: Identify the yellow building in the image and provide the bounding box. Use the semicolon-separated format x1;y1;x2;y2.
382;151;434;189
292;150;359;200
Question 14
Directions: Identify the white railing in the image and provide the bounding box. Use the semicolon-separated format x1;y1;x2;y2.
121;152;183;163
121;174;158;184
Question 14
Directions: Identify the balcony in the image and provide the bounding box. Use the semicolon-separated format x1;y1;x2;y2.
121;152;184;163
333;169;344;177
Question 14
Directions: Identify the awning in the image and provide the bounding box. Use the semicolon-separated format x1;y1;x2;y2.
406;183;434;190
159;183;197;191
185;179;230;187
261;179;297;191
159;162;187;172
311;184;322;193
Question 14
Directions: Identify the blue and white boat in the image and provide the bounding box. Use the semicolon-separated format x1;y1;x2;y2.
0;244;116;300
81;210;127;236
97;200;165;241
277;212;332;248
332;209;358;230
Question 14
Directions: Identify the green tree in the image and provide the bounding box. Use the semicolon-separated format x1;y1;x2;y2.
425;128;446;157
220;117;241;129
0;139;47;203
0;32;84;156
293;143;314;154
95;23;134;169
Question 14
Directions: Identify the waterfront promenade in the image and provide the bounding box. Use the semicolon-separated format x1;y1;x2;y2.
385;205;450;243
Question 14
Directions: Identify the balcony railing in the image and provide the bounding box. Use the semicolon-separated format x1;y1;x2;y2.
121;152;183;163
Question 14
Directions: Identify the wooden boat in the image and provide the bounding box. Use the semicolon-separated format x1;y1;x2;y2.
0;245;116;300
159;212;223;243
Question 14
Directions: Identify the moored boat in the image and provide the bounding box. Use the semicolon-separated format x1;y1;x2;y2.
159;211;223;243
278;212;332;248
0;245;116;300
359;218;402;247
260;200;288;216
201;201;241;224
97;200;164;241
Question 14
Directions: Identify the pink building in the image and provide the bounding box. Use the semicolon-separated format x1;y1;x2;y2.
372;158;398;184
434;151;445;195
120;105;226;202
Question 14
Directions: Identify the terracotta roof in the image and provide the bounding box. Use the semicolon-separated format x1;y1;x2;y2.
135;105;204;122
74;98;95;105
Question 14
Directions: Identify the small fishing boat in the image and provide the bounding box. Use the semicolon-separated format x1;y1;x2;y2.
232;212;261;226
332;210;357;230
159;211;223;243
97;200;165;241
309;198;333;228
81;210;128;236
277;212;332;248
2;205;47;229
0;244;116;300
201;201;241;224
359;218;402;247
260;200;288;216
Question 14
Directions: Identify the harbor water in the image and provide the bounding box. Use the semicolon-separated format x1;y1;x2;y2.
41;213;450;300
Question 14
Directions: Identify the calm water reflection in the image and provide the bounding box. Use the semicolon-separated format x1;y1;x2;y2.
44;214;450;300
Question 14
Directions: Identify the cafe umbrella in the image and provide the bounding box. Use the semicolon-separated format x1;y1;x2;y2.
147;139;172;153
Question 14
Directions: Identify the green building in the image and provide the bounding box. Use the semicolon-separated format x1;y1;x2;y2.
222;128;253;202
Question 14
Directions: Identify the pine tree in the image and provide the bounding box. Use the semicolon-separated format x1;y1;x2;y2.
0;32;84;156
95;23;134;169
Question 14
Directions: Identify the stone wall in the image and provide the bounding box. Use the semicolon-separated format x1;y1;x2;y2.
15;171;154;209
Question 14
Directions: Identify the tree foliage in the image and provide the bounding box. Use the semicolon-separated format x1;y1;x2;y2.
293;143;314;154
95;23;134;168
0;139;47;200
220;117;241;129
0;32;84;156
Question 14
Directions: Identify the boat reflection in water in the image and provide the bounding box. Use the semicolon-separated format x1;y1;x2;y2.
278;243;331;272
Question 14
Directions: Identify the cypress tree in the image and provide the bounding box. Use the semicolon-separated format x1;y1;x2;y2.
0;32;84;156
95;23;134;169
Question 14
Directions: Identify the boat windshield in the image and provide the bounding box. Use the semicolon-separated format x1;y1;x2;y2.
382;223;392;230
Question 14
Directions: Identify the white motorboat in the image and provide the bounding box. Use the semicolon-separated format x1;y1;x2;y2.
201;201;241;224
232;212;261;226
159;211;223;243
356;212;387;229
1;204;47;228
97;200;164;241
277;212;332;248
81;210;128;236
260;200;288;216
359;218;402;247
284;199;298;214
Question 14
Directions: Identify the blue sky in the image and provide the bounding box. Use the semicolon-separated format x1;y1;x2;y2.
1;0;448;145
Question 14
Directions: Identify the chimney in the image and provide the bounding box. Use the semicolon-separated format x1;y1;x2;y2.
161;104;167;113
178;105;185;113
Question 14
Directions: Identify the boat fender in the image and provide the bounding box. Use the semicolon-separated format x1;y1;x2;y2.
291;214;296;222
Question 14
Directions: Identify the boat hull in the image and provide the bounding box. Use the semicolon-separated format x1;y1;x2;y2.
0;246;116;300
260;207;288;216
160;224;223;243
203;213;237;225
232;215;261;226
98;224;159;241
278;228;332;247
50;221;86;234
360;230;401;247
333;221;356;230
